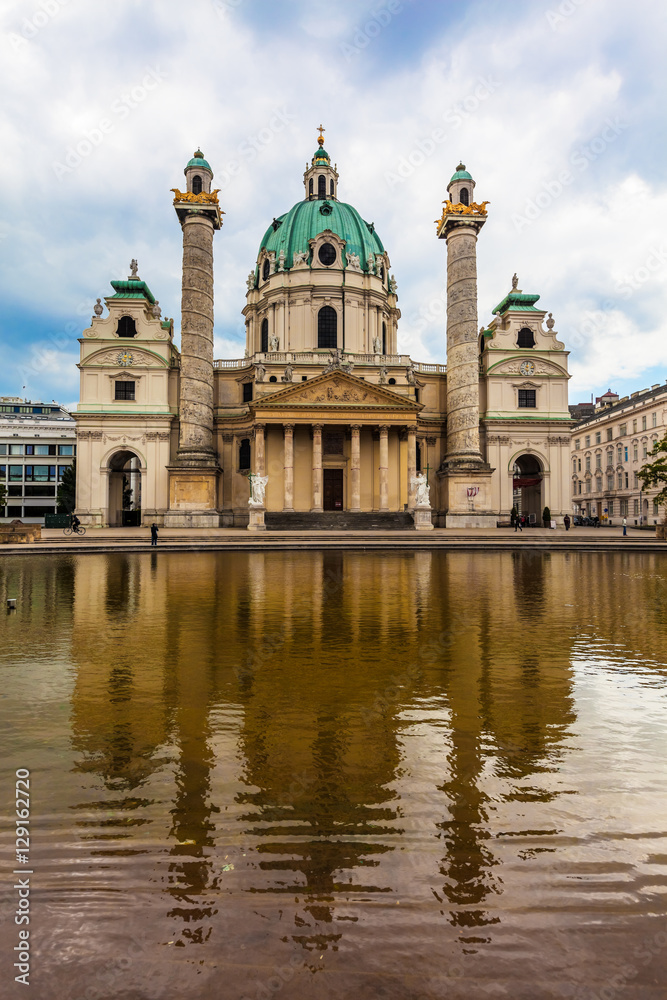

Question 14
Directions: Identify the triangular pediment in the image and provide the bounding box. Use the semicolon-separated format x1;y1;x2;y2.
252;369;420;410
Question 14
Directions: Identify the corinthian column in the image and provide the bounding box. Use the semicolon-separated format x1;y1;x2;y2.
379;425;389;511
283;424;294;511
311;424;323;512
255;424;265;476
350;425;361;511
407;426;417;509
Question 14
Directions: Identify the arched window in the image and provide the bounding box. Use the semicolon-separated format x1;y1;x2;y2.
318;175;326;199
460;186;469;206
479;333;485;353
329;179;334;198
117;316;137;338
318;306;337;349
379;265;385;282
262;258;270;281
269;375;277;383
239;438;251;469
382;322;387;355
309;177;313;198
192;174;202;195
416;442;422;473
261;318;269;353
517;327;535;348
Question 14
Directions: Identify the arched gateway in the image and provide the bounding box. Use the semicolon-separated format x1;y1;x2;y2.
107;450;142;527
512;454;544;523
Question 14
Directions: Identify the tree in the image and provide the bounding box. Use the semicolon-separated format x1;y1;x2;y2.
638;435;667;522
122;474;133;510
0;481;6;512
542;505;551;526
56;461;76;514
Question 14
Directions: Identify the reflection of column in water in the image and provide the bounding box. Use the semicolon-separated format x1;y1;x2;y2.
310;550;324;652
413;550;433;633
247;552;266;643
347;552;362;648
282;552;294;649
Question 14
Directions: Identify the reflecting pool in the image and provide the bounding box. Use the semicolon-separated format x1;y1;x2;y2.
1;551;666;999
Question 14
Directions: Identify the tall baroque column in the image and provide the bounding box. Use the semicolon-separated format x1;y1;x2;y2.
255;424;266;477
311;424;323;512
436;162;495;528
283;424;294;512
350;424;361;511
166;150;223;528
379;425;389;511
407;426;417;509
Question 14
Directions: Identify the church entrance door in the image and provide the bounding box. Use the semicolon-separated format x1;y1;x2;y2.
323;469;344;511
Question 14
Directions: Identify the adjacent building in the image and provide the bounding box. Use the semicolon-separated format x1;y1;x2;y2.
571;384;667;524
0;397;76;522
74;137;573;528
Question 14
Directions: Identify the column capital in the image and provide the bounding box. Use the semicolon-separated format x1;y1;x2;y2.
312;423;323;432
283;423;295;432
350;423;362;432
379;424;390;434
255;422;266;431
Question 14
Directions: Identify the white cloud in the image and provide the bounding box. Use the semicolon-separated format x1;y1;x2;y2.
0;0;665;402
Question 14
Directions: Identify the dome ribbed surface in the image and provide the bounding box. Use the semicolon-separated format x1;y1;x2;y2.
257;200;385;272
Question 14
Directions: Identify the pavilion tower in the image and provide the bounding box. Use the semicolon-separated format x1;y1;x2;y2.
165;150;224;527
436;163;495;527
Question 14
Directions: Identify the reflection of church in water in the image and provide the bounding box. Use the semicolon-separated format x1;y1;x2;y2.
74;130;572;527
66;550;578;950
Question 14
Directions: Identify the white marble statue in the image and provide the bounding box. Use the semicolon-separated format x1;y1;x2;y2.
292;250;309;267
281;363;293;382
278;250;285;272
249;474;268;507
389;274;398;294
379;367;388;384
255;363;265;383
346;251;361;271
410;473;430;507
246;272;255;291
366;254;375;274
406;365;416;385
373;335;382;355
269;334;279;352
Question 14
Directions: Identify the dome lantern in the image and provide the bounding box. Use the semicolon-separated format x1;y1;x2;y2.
447;162;475;207
303;124;339;201
184;149;213;196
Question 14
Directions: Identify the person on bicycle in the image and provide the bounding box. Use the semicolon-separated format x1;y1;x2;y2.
70;512;81;531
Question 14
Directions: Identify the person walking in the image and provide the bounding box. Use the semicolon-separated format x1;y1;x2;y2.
515;513;522;532
563;514;571;531
150;523;158;546
622;516;627;537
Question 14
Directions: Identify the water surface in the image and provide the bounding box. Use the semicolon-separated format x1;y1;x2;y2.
1;550;666;999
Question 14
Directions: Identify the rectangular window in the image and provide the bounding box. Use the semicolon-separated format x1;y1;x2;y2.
617;445;623;463
518;389;536;408
8;484;22;497
634;499;639;515
596;477;602;492
585;480;591;493
7;505;22;518
0;444;6;455
625;472;629;488
585;456;591;472
37;444;58;456
25;444;34;455
9;465;22;481
607;428;613;441
57;466;68;481
25;465;54;482
242;382;253;403
617;472;623;489
57;444;74;456
585;435;590;447
633;445;638;461
9;444;23;455
24;485;56;497
624;446;628;462
620;499;628;516
653;412;658;427
595;454;601;469
642;415;647;431
632;419;637;433
655;500;660;516
575;439;580;450
0;464;5;479
620;423;627;436
633;473;639;488
607;475;614;491
607;449;613;466
22;505;56;518
608;500;614;516
114;381;135;401
595;432;601;445
578;481;582;494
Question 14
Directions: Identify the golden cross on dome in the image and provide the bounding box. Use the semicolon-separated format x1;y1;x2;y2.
317;123;325;146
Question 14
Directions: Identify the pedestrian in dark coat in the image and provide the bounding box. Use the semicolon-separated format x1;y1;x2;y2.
563;515;571;531
151;523;158;546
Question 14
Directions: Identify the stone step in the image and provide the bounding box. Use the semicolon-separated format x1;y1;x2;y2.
264;511;415;531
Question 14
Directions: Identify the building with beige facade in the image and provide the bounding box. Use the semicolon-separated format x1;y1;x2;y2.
571;384;667;524
74;135;573;528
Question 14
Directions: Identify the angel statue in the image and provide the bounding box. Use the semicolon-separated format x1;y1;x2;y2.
410;473;431;507
248;474;269;507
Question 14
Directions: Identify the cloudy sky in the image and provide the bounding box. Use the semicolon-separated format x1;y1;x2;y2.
1;0;666;409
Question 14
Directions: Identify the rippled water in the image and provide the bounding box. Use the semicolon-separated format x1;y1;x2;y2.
1;550;666;999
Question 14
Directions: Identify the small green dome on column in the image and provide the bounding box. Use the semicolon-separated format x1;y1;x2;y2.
186;149;212;171
449;162;473;182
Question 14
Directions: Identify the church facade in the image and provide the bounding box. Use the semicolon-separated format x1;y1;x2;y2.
74;135;572;528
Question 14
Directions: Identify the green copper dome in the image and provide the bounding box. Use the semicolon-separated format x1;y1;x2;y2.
256;199;385;277
186;150;211;171
449;162;472;183
313;146;330;161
